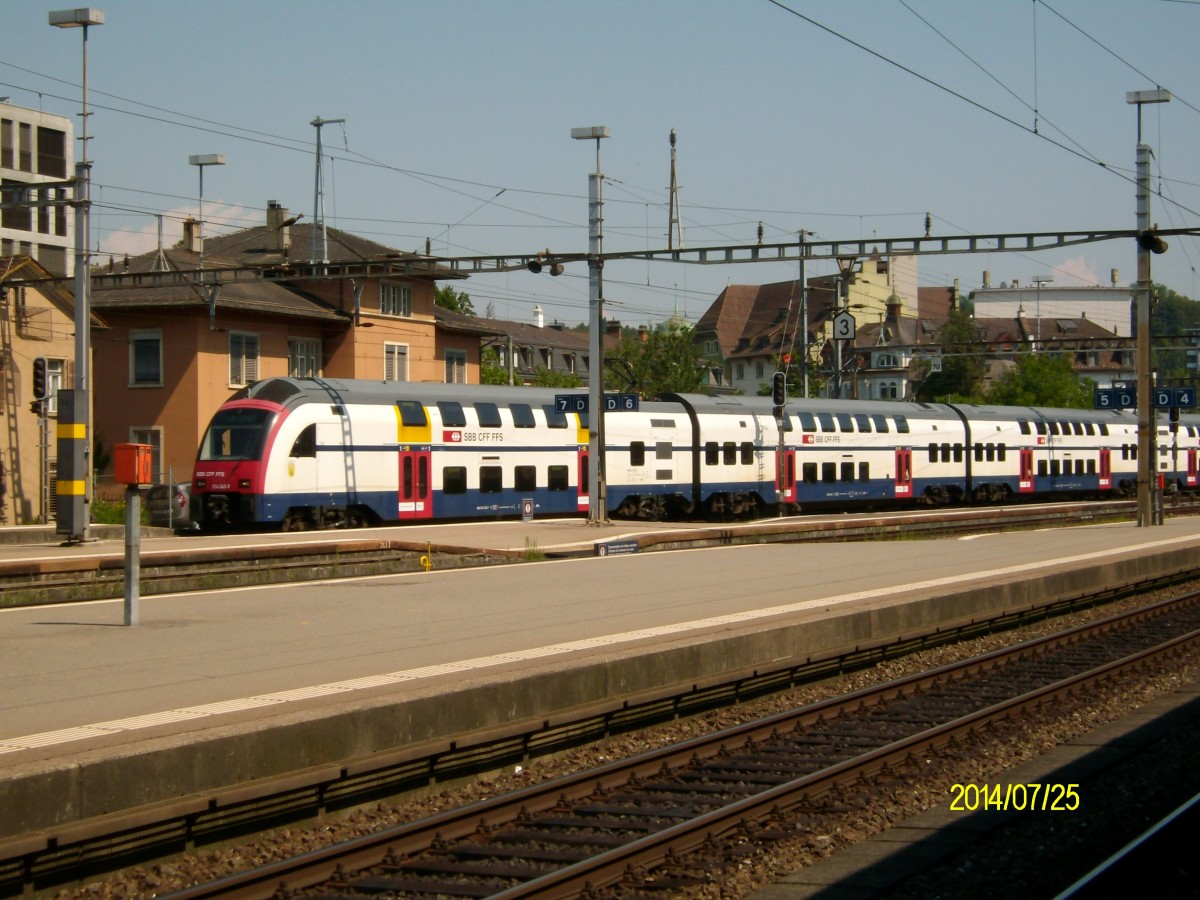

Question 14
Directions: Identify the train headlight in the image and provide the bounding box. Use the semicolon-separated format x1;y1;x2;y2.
238;478;252;489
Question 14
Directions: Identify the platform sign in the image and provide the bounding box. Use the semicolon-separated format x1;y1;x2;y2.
604;393;640;412
1155;388;1175;410
595;539;640;557
1176;387;1197;409
555;394;588;413
1095;387;1136;410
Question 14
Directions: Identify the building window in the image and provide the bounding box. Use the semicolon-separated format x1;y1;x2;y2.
129;426;163;482
288;338;320;378
380;281;412;317
876;352;897;368
229;332;259;386
384;342;408;382
735;363;745;380
130;330;163;387
445;349;467;384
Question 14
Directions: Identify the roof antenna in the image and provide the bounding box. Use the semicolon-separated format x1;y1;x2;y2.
311;116;345;263
667;130;684;250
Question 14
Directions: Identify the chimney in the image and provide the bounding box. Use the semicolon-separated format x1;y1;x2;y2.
266;200;292;253
606;320;622;339
533;304;544;328
638;324;650;343
182;218;201;253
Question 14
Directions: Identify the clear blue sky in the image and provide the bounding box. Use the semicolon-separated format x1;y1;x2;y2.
5;0;1198;327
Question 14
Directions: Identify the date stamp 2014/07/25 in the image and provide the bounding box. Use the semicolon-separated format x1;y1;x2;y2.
950;783;1080;812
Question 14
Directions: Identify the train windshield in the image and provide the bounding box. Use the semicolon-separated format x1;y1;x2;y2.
198;408;273;461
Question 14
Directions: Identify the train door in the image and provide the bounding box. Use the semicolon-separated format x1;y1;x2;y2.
894;448;913;498
577;447;590;512
776;448;796;503
1098;448;1112;491
1188;448;1198;489
397;449;432;520
1019;448;1035;493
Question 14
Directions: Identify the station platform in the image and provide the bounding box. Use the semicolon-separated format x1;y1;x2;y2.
2;516;1199;842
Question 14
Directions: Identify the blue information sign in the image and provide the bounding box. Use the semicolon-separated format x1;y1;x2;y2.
1095;387;1136;410
554;394;588;413
555;393;641;413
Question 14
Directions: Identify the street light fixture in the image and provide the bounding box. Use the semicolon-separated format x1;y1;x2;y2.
188;154;225;270
1032;276;1053;349
571;125;610;524
1127;88;1171;527
50;6;103;543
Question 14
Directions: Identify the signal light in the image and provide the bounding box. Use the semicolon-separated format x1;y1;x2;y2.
1138;229;1168;254
772;371;787;407
32;357;48;401
527;259;543;274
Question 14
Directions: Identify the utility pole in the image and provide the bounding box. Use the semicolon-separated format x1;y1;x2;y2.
667;129;683;250
311;116;345;264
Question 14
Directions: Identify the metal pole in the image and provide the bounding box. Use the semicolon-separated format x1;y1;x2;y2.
799;231;808;398
123;485;139;625
587;157;607;522
73;23;94;541
1135;143;1156;526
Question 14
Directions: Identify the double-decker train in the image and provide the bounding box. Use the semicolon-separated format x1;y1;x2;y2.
188;377;1200;531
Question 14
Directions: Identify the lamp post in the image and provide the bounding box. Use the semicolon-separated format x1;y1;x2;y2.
571;125;610;524
1127;88;1171;527
1032;276;1053;349
49;6;103;543
188;154;225;270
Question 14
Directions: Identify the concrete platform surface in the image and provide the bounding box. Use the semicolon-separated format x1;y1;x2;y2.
1;516;1198;838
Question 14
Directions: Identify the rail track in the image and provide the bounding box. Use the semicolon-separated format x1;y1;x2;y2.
155;590;1200;899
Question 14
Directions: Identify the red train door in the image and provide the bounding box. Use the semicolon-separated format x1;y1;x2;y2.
1188;448;1198;488
776;448;796;503
1019;448;1035;493
398;449;432;520
1098;448;1112;491
894;448;913;498
577;448;590;513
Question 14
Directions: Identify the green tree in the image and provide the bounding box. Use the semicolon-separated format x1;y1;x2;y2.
531;367;582;388
479;346;510;385
435;284;475;316
983;353;1095;408
608;322;710;397
1150;283;1200;378
915;308;987;403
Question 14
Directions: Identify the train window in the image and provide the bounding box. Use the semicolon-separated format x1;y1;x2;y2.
1050;460;1061;477
741;442;754;464
1077;460;1087;475
941;443;952;463
855;414;872;433
657;441;673;460
515;466;537;491
840;461;854;481
705;442;719;465
1073;422;1085;436
798;412;817;432
822;462;837;483
998;445;1007;462
475;402;502;428
510;404;536;428
986;445;995;462
290;424;316;458
198;407;271;461
858;462;870;481
1047;422;1060;435
1131;444;1138;460
548;465;569;491
1019;420;1031;435
817;413;835;432
1035;421;1047;435
437;401;466;427
953;444;964;463
630;442;646;466
397;400;427;427
974;444;984;462
443;467;467;494
480;466;503;492
836;413;854;432
873;414;890;433
928;443;938;463
803;462;818;484
1085;423;1096;436
542;405;569;428
723;442;737;465
894;415;910;433
781;415;794;432
1058;420;1071;434
1038;460;1048;476
1087;459;1096;474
